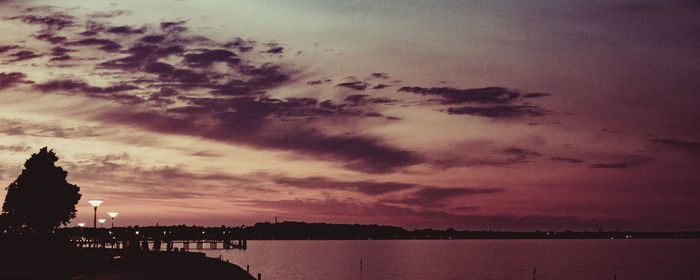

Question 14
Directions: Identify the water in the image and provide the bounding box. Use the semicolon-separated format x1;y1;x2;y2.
195;239;700;280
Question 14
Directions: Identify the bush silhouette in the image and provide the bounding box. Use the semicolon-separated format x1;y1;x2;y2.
2;147;81;235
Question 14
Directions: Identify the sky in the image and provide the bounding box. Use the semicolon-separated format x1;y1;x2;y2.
0;0;698;231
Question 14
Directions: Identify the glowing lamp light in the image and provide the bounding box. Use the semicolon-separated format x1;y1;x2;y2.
88;200;104;207
88;199;104;228
107;212;119;228
78;223;85;227
98;218;106;227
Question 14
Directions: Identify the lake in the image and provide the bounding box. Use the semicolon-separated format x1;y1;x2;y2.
194;239;700;280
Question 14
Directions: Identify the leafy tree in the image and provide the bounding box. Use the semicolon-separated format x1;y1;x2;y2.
2;147;81;234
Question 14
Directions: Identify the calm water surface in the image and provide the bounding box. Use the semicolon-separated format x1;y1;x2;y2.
195;239;700;280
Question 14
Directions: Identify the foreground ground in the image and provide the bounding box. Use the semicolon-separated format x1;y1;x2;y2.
78;251;256;280
0;246;256;280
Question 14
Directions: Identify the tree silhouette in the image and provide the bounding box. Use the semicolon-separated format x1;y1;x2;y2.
2;147;81;234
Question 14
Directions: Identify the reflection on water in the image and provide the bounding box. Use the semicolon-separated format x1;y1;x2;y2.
195;239;700;280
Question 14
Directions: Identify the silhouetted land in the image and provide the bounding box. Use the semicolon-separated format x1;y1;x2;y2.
0;232;254;279
60;221;700;241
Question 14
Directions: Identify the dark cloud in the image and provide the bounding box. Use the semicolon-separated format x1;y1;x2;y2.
370;97;393;104
144;62;210;86
447;105;548;118
371;72;389;79
589;155;652;169
50;47;74;56
0;72;28;90
307;78;332;85
79;20;105;36
141;35;166;43
264;43;284;54
652;138;699;153
550;156;585;163
274;176;417;195
160;21;187;32
337;81;369;90
398;86;521;104
6;8;420;174
34;79;142;103
383;186;504;208
9;14;74;30
503;147;542;163
372;84;390;89
254;130;423;173
237;63;289;87
49;55;71;62
8;50;42;62
34;33;67;44
68;38;122;52
523;92;551;98
183;49;239;67
223;38;255;53
106;25;146;34
345;94;368;103
99;44;186;71
0;45;20;53
49;47;74;61
99;99;421;173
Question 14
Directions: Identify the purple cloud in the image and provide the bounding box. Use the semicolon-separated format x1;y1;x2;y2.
0;72;28;90
68;38;122;52
399;86;521;104
447;105;548;118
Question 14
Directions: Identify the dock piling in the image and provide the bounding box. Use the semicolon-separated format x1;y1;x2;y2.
257;273;261;280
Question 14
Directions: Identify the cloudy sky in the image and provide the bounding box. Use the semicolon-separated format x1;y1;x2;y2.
1;0;698;230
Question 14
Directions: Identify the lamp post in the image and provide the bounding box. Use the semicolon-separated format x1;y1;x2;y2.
107;212;119;228
77;223;85;227
88;200;104;228
98;218;106;228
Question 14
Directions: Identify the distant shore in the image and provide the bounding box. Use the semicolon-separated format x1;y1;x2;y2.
60;221;700;241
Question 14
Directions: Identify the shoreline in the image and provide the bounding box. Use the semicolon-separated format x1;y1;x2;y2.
0;247;257;280
77;250;257;280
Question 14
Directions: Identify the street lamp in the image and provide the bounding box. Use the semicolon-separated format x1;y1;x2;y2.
98;218;106;228
77;223;85;227
107;212;119;228
88;200;104;228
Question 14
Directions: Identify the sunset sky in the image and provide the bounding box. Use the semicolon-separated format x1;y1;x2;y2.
1;0;698;230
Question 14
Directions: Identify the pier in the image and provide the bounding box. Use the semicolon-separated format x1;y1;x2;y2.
67;225;249;251
75;238;247;251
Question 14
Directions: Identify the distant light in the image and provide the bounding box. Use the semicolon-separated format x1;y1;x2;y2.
135;230;140;235
88;200;104;207
78;223;86;227
98;218;106;224
107;212;119;218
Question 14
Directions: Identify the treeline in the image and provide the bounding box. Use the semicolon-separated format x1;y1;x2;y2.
59;221;700;240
